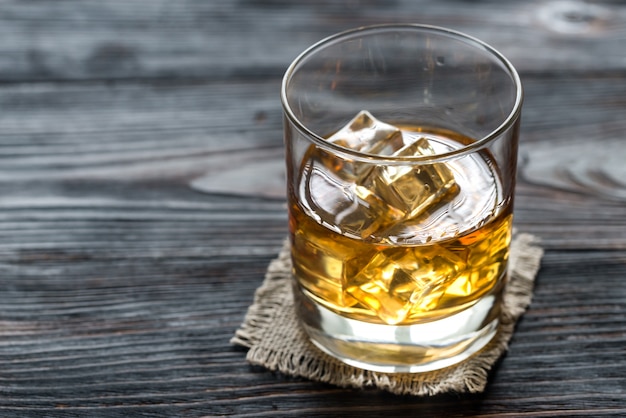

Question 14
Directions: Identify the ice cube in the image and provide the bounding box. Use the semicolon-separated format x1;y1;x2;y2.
292;227;363;308
332;183;405;239
302;155;403;240
360;137;459;221
327;110;405;155
345;245;466;324
304;111;459;241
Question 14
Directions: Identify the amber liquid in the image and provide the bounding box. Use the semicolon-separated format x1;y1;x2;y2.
289;126;512;326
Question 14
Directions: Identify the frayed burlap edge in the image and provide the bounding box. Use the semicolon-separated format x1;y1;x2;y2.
231;233;543;396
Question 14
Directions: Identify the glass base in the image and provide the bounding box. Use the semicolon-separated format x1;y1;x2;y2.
293;280;504;373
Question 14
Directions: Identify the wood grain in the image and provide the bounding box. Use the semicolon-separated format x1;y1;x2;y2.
0;0;625;83
0;0;624;417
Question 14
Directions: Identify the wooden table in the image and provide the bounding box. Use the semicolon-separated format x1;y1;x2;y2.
1;1;624;416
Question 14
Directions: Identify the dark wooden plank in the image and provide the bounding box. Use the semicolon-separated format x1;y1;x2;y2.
5;75;614;248
0;0;625;83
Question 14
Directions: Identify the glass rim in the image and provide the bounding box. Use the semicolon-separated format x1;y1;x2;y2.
280;23;523;164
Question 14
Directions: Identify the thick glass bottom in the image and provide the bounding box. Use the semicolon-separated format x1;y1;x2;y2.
293;279;504;373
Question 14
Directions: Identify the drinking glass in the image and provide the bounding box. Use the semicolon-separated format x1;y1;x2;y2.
281;24;522;373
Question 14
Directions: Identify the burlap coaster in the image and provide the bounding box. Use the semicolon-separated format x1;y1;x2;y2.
231;233;543;396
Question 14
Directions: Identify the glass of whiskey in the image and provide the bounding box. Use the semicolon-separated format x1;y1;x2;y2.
281;24;523;373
